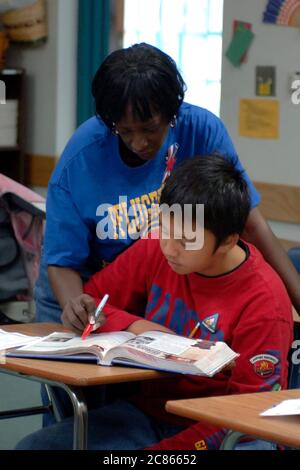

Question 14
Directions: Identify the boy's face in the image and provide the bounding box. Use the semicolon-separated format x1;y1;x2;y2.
159;214;220;276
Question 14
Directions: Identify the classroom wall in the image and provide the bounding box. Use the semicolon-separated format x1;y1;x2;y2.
6;0;78;157
54;0;78;156
220;0;300;242
3;0;299;243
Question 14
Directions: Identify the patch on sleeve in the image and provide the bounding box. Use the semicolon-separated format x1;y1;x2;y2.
194;439;208;450
250;354;279;377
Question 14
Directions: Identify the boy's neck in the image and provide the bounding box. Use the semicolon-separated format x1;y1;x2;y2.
198;243;247;277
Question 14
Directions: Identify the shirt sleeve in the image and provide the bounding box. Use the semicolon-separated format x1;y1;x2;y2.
44;182;91;268
226;315;292;394
149;300;293;450
83;238;151;331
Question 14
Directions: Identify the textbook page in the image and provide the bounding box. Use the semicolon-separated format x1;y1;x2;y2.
12;331;135;360
0;329;41;351
104;331;239;376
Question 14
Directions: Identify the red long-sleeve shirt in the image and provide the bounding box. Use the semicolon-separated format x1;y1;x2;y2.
84;238;293;449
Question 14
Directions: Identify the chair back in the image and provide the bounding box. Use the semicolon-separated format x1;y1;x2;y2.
288;321;300;389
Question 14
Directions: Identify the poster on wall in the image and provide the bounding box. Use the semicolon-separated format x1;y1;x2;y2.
263;0;300;27
225;23;254;67
239;99;279;139
233;20;253;63
256;66;276;96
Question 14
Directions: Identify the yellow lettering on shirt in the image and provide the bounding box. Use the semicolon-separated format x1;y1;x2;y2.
106;187;163;239
107;206;118;240
148;190;159;205
194;440;208;450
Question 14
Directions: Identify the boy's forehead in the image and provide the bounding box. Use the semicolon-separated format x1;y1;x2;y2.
160;212;204;238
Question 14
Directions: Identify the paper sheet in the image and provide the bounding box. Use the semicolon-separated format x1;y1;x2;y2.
233;20;252;63
0;329;41;351
260;399;300;416
239;99;279;139
225;25;254;67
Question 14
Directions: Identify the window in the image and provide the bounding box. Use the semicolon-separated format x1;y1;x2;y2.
124;0;223;116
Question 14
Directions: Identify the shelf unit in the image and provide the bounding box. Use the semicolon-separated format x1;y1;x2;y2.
0;68;25;183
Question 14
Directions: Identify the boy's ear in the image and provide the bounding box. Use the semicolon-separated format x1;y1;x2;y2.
217;234;239;254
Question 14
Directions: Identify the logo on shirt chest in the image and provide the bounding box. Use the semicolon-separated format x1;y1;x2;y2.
201;313;219;333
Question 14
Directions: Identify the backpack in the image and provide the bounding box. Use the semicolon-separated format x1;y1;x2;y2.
0;173;45;322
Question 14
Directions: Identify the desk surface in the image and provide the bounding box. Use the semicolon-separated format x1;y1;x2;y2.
0;323;169;387
166;390;300;449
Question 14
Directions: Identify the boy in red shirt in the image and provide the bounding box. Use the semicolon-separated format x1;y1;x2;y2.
16;155;293;450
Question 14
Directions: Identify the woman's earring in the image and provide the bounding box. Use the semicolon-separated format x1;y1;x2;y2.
170;115;177;128
112;123;119;135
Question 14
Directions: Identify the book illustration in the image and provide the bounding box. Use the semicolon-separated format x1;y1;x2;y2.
124;335;215;362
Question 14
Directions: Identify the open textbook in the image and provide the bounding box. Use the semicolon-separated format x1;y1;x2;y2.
5;330;239;377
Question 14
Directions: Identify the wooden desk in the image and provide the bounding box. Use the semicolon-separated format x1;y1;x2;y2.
0;323;168;450
166;390;300;449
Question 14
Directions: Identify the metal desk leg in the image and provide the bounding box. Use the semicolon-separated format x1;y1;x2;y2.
0;368;89;450
59;385;88;450
220;431;246;450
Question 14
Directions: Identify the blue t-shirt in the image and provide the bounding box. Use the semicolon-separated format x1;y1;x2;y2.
44;102;260;278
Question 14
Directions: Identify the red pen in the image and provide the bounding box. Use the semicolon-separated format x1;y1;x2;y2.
81;294;109;340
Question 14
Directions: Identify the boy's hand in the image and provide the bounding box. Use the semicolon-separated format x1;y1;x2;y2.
222;360;236;372
126;319;174;335
61;294;105;335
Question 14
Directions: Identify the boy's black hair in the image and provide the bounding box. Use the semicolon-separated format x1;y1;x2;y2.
92;43;186;128
160;155;251;248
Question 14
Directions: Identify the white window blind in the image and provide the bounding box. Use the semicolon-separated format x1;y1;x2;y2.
124;0;223;116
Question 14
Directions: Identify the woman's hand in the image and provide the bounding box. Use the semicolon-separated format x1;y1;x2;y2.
61;294;105;335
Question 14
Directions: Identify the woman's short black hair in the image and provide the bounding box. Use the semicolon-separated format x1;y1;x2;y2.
92;43;186;128
160;155;251;248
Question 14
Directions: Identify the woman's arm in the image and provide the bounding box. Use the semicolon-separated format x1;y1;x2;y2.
242;207;300;315
48;266;97;334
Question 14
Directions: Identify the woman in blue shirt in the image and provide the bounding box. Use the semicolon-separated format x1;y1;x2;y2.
38;42;300;331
